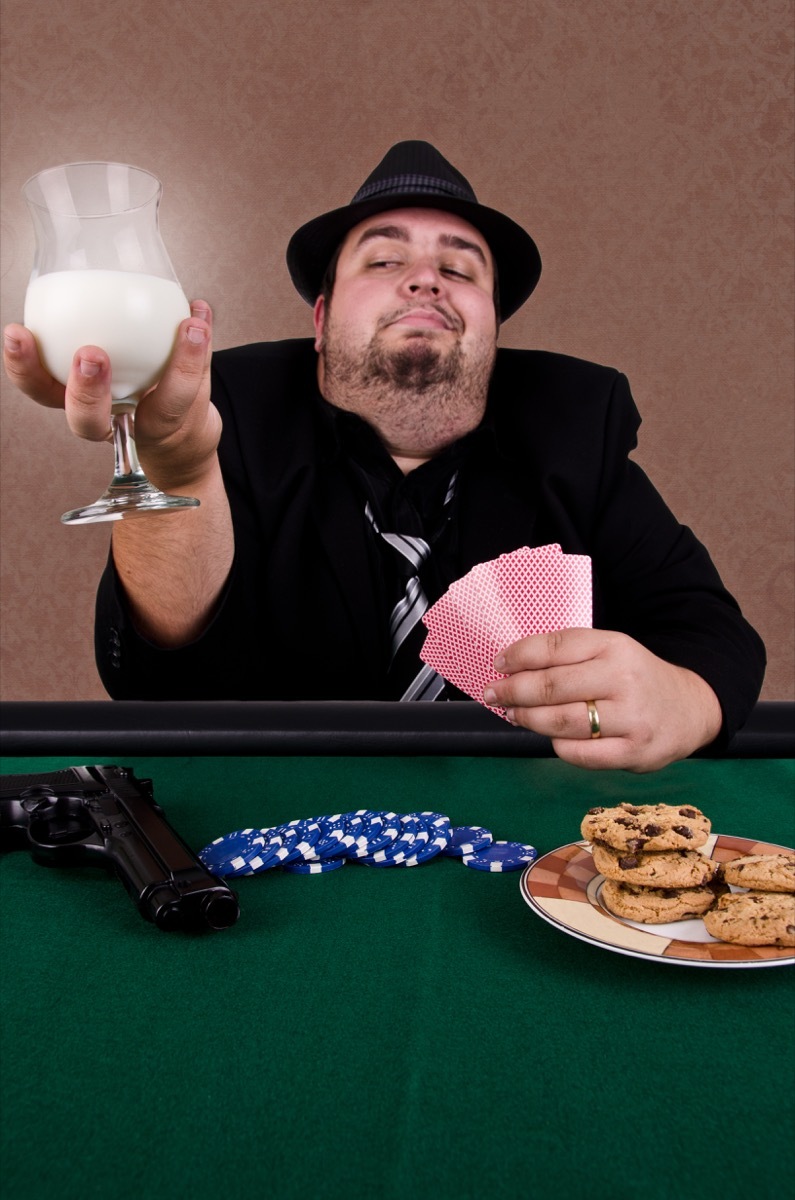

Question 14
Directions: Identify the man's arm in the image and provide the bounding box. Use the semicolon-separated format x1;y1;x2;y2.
3;303;232;647
480;356;763;771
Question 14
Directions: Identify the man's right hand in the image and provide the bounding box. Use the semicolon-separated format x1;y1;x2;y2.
3;300;219;491
4;301;235;649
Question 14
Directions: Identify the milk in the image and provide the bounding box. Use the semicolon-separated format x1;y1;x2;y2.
24;269;191;401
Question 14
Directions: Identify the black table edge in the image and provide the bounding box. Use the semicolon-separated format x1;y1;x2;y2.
0;700;792;758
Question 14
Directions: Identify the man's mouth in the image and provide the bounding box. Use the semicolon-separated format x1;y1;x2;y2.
380;306;460;333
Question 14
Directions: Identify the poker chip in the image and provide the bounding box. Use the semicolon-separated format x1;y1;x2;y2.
401;838;446;866
311;813;354;859
358;813;429;866
283;857;347;874
461;840;538;872
442;825;494;857
417;812;453;841
401;813;453;866
346;810;402;859
231;828;289;875
337;809;374;857
200;811;538;879
198;828;266;876
270;818;323;865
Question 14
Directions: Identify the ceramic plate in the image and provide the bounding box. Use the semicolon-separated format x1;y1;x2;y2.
520;834;794;968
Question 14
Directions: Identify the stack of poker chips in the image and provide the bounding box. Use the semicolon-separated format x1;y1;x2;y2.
199;810;538;878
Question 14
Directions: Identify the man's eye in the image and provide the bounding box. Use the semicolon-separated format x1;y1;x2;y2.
441;266;471;280
368;259;401;269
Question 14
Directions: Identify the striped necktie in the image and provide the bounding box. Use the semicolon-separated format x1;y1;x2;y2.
365;471;457;701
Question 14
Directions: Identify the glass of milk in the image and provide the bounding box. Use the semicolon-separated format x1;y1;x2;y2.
23;162;200;523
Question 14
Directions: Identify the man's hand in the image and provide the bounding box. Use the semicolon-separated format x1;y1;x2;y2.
4;303;234;648
3;301;218;488
482;628;723;772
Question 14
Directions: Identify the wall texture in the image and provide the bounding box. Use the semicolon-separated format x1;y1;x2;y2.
1;0;792;701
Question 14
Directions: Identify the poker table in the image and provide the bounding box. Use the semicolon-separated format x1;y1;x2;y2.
2;701;794;1200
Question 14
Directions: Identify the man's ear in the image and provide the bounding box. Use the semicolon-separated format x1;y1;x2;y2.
313;295;326;351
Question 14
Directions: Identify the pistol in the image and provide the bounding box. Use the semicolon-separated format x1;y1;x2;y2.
0;764;239;931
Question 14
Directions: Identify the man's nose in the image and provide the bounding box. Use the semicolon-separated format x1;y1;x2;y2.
402;260;443;296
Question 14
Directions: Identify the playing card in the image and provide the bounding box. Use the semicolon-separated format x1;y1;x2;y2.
420;545;592;717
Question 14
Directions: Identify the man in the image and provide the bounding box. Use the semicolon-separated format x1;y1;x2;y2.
3;141;765;770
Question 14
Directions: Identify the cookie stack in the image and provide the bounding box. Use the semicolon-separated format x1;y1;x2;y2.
703;854;795;947
580;802;725;925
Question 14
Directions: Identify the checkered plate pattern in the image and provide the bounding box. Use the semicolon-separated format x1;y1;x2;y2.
520;835;795;968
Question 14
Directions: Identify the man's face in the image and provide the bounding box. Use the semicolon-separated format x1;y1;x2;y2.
313;207;498;389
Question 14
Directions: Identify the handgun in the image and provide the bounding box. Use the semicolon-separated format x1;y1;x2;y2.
0;763;239;931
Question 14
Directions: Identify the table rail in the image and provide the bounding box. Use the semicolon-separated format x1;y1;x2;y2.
0;700;792;757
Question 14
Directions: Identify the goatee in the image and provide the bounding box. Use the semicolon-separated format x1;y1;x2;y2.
319;318;496;458
361;332;466;391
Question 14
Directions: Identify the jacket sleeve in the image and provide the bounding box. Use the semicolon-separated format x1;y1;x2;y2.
94;344;291;700
586;372;766;745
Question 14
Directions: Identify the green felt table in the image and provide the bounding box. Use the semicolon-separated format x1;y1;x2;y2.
1;753;793;1200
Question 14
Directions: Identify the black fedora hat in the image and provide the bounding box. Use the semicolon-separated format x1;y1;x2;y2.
286;140;541;320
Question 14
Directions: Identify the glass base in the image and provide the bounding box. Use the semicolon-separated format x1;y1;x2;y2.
61;483;200;525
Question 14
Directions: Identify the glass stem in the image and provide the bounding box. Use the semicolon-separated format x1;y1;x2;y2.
111;406;147;485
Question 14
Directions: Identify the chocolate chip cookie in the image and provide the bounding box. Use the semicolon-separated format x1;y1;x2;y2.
722;853;795;893
702;890;795;947
601;878;727;924
581;803;710;852
591;842;719;888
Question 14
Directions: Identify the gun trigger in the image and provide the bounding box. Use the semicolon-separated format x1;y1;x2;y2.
21;789;58;818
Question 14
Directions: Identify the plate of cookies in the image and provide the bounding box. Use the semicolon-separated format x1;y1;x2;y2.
520;802;795;967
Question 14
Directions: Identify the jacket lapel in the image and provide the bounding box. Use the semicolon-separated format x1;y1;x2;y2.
310;459;384;686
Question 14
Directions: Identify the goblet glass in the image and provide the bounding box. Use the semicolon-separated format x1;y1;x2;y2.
22;161;200;523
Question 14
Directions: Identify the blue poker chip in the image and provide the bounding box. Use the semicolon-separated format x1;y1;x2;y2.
233;828;289;874
401;812;453;866
311;813;353;859
461;840;538;872
357;813;429;866
267;818;323;864
345;810;402;859
310;810;369;860
283;856;347;874
442;825;494;857
198;828;266;876
338;809;370;856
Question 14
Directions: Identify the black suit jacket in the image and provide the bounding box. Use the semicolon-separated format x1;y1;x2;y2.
95;339;765;739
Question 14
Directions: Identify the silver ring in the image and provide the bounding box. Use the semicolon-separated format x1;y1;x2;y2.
586;700;601;739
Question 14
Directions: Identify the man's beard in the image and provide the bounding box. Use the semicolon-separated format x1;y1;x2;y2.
360;326;465;392
319;309;496;458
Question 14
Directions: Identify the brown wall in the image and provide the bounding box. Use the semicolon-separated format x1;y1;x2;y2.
1;0;792;701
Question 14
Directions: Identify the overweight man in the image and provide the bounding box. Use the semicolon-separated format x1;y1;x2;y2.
3;141;765;771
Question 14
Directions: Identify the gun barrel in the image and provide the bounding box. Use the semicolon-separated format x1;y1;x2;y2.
144;880;240;931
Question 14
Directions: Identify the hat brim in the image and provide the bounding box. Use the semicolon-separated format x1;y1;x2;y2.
286;192;541;321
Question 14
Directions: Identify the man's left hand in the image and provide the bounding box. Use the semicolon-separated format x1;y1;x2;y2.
482;628;723;772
